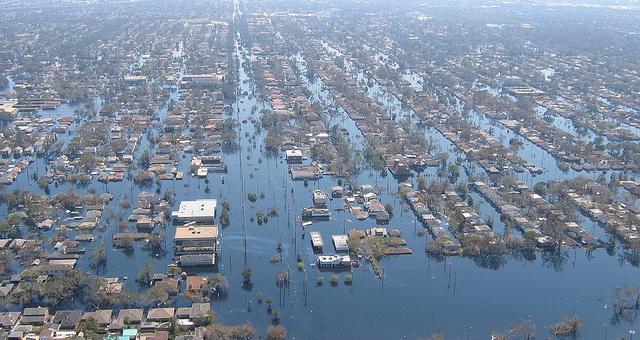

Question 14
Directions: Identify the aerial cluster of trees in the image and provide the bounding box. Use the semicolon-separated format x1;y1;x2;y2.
5;269;87;306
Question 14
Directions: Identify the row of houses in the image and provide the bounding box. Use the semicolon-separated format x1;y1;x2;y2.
0;303;211;339
567;191;640;245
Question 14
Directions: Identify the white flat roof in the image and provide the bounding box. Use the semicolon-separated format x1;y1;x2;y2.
332;235;349;250
172;199;217;220
285;149;303;157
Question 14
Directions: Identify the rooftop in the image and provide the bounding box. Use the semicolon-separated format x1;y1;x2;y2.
172;199;217;222
175;225;219;240
285;149;303;157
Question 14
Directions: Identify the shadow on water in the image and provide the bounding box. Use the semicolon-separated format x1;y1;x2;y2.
541;247;571;272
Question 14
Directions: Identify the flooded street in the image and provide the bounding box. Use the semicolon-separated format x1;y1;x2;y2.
0;0;639;338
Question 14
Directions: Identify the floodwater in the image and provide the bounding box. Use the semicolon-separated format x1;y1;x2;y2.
0;16;639;340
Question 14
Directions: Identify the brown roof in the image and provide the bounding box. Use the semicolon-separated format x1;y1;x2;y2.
82;309;112;326
148;330;169;340
155;278;179;294
117;309;143;323
146;308;175;321
186;276;208;292
175;307;191;319
347;230;366;238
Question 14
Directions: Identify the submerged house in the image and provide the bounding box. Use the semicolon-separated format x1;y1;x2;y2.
316;254;353;268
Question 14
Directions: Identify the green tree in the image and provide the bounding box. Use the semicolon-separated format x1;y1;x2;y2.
242;267;252;284
533;182;547;197
141;284;171;306
417;175;428;191
90;243;107;268
136;263;154;287
77;317;102;338
384;203;394;217
206;274;229;298
0;250;13;275
146;232;166;252
41;269;88;306
138;150;150;169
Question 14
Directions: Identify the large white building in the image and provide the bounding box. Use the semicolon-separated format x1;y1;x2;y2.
172;199;217;224
285;149;303;163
